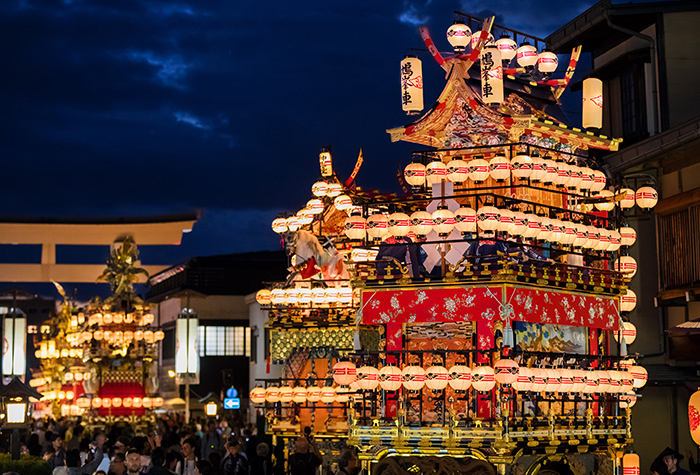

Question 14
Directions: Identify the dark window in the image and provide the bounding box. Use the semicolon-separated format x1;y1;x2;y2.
162;328;175;360
658;204;700;291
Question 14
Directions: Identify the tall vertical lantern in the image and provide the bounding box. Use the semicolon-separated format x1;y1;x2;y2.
175;312;199;375
319;149;333;178
2;314;26;377
480;45;503;104
401;56;423;114
689;390;700;445
623;454;640;475
583;78;603;129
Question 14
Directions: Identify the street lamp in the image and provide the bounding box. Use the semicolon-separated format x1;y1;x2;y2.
205;401;217;417
0;377;42;459
175;307;199;424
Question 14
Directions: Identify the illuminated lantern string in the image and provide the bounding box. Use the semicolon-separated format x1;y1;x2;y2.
356;366;380;391
447;22;471;51
332;361;357;386
404;163;426;187
250;387;266;404
454;208;477;235
446;158;469;183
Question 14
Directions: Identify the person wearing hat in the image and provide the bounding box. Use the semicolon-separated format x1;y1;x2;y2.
658;447;691;475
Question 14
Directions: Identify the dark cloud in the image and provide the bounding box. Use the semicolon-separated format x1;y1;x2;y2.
0;0;596;265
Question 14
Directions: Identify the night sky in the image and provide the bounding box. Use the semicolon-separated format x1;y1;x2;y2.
0;0;600;286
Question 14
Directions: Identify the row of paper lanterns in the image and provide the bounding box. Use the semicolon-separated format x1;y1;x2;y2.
330;361;648;394
344;207;638;247
256;286;355;307
446;23;557;72
250;385;354;405
75;396;164;409
86;312;155;327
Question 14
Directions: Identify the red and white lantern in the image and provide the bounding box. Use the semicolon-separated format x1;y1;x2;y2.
305;386;322;403
494;359;519;385
366;214;389;240
629;365;648;388
454;207;477;234
278;386;294;403
292;387;307;403
623;454;640;475
344;214;366;240
513;367;532;392
356;366;380;390
447;365;472;391
468;157;490;182
265;387;280;403
425;366;449;390
511;154;534;179
635;186;658;209
615;256;638;278
619;226;637;247
320;386;337;404
688;390;700;445
619;188;636;209
446;158;470;183
472;366;496;392
489;155;511;181
477;206;500;231
426;160;448;185
379;366;403;391
388;212;410;237
332;361;357;385
402;366;426;391
614;321;637;344
250;387;266;404
404;163;426;187
432;207;455;236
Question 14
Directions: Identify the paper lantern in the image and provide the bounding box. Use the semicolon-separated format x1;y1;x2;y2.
404;163;426;187
320;386;336;404
597;371;611;393
608;371;623;394
385;212;409;237
123;397;133;408
447;22;471;51
447;365;471;391
400;56;423;113
426;160;448;185
614;321;637;344
512;367;532;392
76;397;90;408
495;359;519;385
559;369;575;393
608;230;622;252
311;288;326;306
425;366;449;390
594;190;615;212
583;78;603;129
402;366;426;391
454;208;477;234
432;207;455;236
510;211;528;237
408;211;432;237
620;371;634;392
103;313;113;324
583;371;600;393
296;209;313;226
591;169;607;193
284;288;299;306
297;288;312;305
538;50;558;73
571;369;588;393
470;31;494;50
621;289;639;311
367;214;389;240
615;256;638;278
332;361;357;385
560;221;577;245
551;219;567;244
379;366;403;391
596;228;612;251
635;186;658;209
250;387;266;404
335;390;350;403
530;156;547;182
544;369;562;393
334;194;353;211
542;157;558;184
496;35;517;61
152;397;164;408
623;454;640;475
338;287;353;305
324;287;339;304
568;165;583;189
132;397;142;408
499;209;515;234
286;216;300;232
573;223;588;248
620;391;638;409
511;154;534;179
344;214;366;240
326;183;342;197
92;397;102;408
256;289;272;306
555;161;571;187
481;45;503;104
578;167;594;191
446;158;469;183
305;386;322;403
468;157;490;182
538;216;553;241
629;365;647;388
356;366;380;390
471;366;496;392
265;387;280;403
583;226;600;250
530;368;547;392
688;390;700;445
477;206;500;231
311;181;328;197
619;226;637;247
516;42;538;67
522;213;540;239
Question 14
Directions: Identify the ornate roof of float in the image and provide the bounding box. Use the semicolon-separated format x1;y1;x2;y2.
387;54;622;153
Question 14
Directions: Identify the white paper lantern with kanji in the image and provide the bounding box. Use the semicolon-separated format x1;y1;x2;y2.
270;289;285;306
333;361;357;385
312;181;328;197
326;183;342;197
609;230;622;252
409;211;433;237
489;155;511;181
447;365;472;391
379;366;403;391
591;169;607;193
629;365;647;388
454;207;477;234
297;288;312;305
250;387;266;404
425;366;449;390
584;226;600;250
286;215;300;232
620;188;636;209
477;206;500;231
635;186;658;209
432;207;455;236
472;366;496;392
511;154;534;179
619;226;637;247
356;366;380;390
387;212;410;237
296;210;313;226
615;256;638;278
560;221;577;245
256;289;272;305
446;158;469;183
404;163;426;187
334;194;353;211
495;359;519;385
426;160;448;184
468;157;490;182
402;366;426;391
292;387;307;403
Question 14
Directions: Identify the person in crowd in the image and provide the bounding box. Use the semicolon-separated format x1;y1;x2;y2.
46;433;67;469
250;443;271;475
288;437;321;475
165;450;183;474
181;438;199;475
109;452;127;475
145;448;171;475
201;421;222;461
658;448;692;475
52;433;106;475
652;459;671;475
126;449;146;475
221;437;247;475
94;471;108;475
334;449;356;475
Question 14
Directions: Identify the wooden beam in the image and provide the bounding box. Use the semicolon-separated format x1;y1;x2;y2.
655;188;700;215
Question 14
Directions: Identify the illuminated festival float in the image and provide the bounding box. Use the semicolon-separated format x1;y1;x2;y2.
253;12;657;475
31;236;165;425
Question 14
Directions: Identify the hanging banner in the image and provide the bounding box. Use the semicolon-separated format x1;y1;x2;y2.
400;56;424;114
2;316;26;376
480;45;503;104
175;317;199;374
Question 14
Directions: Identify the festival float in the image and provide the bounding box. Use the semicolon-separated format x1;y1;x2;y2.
254;12;657;475
31;236;165;426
